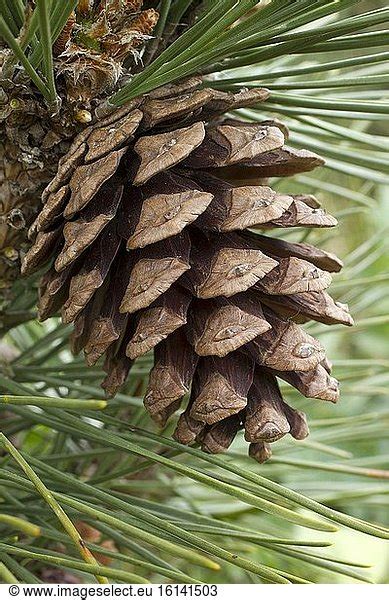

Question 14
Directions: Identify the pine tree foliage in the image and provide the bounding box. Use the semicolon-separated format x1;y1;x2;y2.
0;0;388;584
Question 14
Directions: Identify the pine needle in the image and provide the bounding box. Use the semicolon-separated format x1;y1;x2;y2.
0;395;107;410
35;0;59;110
0;16;51;100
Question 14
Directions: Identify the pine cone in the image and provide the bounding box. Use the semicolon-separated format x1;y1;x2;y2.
22;79;353;462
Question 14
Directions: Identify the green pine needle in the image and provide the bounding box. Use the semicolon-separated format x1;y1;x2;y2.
0;395;107;410
35;0;58;109
0;15;51;100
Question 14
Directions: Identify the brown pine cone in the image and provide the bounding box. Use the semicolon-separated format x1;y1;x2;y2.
22;79;352;462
